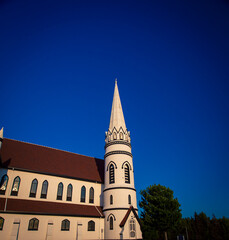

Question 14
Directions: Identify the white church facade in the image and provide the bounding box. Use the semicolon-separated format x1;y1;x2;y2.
0;81;142;240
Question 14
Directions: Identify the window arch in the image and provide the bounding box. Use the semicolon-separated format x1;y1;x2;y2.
0;217;4;231
110;195;113;205
113;132;117;140
88;220;95;231
130;219;136;237
0;175;9;195
29;179;38;198
61;219;70;231
124;164;130;184
128;194;131;204
110;216;114;230
11;176;20;196
67;184;73;201
109;164;115;184
28;218;39;231
120;132;123;140
57;182;63;200
81;186;86;202
40;180;48;199
89;187;94;204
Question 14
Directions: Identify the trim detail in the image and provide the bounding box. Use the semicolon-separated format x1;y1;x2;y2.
105;141;131;149
104;151;132;158
103;207;138;212
103;187;136;192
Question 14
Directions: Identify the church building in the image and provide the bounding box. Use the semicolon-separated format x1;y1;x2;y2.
0;81;142;240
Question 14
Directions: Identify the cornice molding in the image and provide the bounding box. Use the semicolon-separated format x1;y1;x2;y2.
103;207;138;212
105;141;131;149
103;186;136;192
104;151;132;158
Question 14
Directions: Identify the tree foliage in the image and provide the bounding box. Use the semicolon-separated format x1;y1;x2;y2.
139;184;182;239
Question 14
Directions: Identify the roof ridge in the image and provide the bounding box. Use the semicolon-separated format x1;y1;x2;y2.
4;138;102;160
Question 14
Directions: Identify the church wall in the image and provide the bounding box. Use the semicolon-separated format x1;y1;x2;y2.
103;189;137;210
0;169;103;206
0;213;104;240
104;210;142;240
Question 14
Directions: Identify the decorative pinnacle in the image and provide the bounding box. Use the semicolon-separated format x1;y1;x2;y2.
109;80;126;131
0;127;3;139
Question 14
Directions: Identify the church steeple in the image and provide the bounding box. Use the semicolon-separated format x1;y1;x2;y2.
109;79;126;131
105;80;130;143
0;127;3;149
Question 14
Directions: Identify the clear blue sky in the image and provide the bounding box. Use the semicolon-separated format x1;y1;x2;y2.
1;0;229;218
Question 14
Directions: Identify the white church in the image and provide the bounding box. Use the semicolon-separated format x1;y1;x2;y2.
0;81;143;240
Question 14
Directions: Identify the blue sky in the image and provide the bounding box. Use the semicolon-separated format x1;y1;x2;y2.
1;0;229;218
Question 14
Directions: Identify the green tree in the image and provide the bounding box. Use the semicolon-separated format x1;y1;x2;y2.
139;184;182;240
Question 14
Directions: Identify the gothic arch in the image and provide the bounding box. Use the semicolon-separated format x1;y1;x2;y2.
107;213;116;221
121;161;132;170
106;161;117;171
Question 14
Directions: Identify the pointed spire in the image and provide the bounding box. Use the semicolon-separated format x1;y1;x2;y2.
109;79;127;131
0;127;3;139
0;127;3;149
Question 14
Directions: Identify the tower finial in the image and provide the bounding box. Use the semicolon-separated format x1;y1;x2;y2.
115;78;117;84
0;127;3;149
109;81;126;132
0;127;3;139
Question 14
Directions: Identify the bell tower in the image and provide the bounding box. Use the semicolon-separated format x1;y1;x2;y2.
103;80;142;239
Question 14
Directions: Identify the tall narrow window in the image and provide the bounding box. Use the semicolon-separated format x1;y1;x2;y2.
120;132;123;140
67;184;72;201
11;176;20;196
81;186;86;202
88;220;95;231
0;217;4;231
57;182;63;200
128;194;131;204
110;195;113;205
89;187;94;203
0;175;8;195
29;179;38;198
110;216;114;230
130;219;136;237
61;219;70;231
28;218;39;231
109;164;115;184
125;164;130;183
40;180;48;199
113;132;117;140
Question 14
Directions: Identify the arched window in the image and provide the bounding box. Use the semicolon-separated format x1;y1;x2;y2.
28;218;39;231
124;164;130;184
109;164;115;184
88;220;95;231
81;186;86;202
0;217;4;231
110;216;114;230
0;175;8;195
11;176;20;196
130;219;136;237
89;187;94;203
29;179;38;198
128;194;131;204
113;132;117;140
110;195;113;205
57;182;63;200
120;132;123;140
61;219;70;231
67;184;73;201
40;180;48;199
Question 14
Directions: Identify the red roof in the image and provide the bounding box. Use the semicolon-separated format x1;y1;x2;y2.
0;198;104;218
119;206;141;228
0;138;104;183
